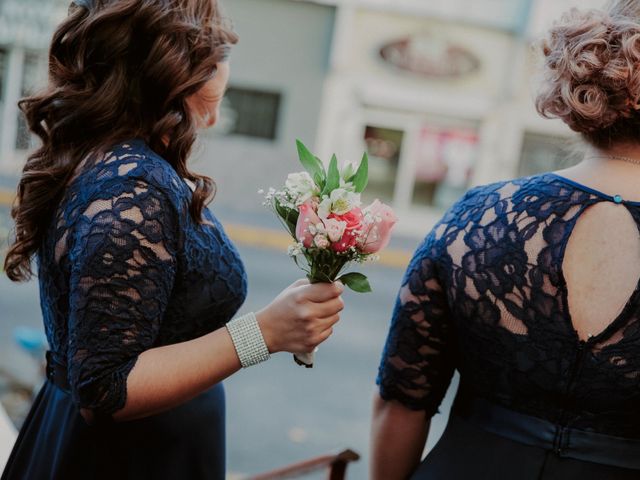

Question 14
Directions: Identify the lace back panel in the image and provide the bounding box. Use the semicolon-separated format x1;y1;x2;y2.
378;173;640;438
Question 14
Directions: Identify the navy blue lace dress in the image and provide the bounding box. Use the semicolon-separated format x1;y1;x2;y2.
2;140;247;480
378;173;640;479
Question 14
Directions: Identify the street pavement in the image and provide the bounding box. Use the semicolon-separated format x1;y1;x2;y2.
0;206;459;479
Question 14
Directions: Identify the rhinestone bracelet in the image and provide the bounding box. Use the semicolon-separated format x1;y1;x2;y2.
226;312;271;368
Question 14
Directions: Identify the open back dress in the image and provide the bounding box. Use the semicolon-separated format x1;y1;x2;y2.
378;172;640;479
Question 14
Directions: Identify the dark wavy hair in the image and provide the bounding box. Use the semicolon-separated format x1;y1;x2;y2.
4;0;238;282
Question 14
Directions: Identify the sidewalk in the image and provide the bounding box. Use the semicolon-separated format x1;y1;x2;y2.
0;404;16;473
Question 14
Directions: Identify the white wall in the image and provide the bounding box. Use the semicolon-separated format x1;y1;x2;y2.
194;0;336;213
0;404;16;473
528;0;608;38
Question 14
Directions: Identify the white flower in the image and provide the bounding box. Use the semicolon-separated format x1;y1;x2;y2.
287;242;304;257
317;188;361;218
329;188;361;215
341;162;357;181
339;178;356;192
314;234;330;249
308;222;317;236
317;196;332;219
285;172;319;205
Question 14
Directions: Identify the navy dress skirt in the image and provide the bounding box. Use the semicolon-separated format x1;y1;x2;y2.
2;140;248;480
377;173;640;478
5;382;226;479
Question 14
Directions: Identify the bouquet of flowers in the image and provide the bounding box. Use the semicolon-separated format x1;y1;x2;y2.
262;140;397;367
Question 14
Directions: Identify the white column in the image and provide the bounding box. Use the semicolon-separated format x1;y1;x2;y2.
472;102;524;187
0;46;24;169
314;1;358;161
327;1;356;72
393;119;421;212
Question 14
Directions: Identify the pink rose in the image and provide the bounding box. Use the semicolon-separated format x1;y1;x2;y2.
359;200;397;254
296;201;323;248
324;218;347;243
328;208;364;253
314;234;330;249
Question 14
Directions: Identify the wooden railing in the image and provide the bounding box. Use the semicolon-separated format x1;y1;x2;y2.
246;449;361;480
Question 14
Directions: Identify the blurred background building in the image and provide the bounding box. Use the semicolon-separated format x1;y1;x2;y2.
0;0;604;236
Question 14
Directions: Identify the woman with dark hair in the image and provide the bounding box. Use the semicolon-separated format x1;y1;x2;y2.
1;1;344;479
371;1;640;479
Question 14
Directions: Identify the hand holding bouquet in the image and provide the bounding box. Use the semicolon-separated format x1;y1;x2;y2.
262;141;397;367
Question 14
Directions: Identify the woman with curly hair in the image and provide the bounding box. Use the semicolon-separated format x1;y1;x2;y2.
1;1;344;479
371;1;640;478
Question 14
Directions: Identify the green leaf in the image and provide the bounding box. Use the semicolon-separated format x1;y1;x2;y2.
275;199;299;238
352;152;369;193
313;172;325;190
338;272;372;293
296;140;325;185
323;154;340;195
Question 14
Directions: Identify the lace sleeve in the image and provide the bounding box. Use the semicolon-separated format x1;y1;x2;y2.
66;177;180;418
376;229;456;416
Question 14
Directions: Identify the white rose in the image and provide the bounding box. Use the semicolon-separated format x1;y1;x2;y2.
285;172;319;205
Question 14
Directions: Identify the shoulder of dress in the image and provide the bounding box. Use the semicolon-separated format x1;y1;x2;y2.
465;178;513;198
435;179;514;236
444;179;508;213
102;141;191;201
437;174;559;233
72;141;192;223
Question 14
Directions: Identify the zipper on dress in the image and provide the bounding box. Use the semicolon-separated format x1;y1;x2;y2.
553;340;587;454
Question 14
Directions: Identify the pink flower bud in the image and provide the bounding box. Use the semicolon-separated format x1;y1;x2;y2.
295;201;323;248
359;200;397;254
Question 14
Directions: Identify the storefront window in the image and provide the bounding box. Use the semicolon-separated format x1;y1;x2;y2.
412;124;478;209
219;87;281;140
518;132;578;176
363;125;404;205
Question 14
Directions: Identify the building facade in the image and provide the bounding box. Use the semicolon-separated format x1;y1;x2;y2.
0;0;608;235
0;0;67;170
313;0;604;235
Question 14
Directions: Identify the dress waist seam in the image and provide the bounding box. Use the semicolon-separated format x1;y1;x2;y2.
452;395;640;470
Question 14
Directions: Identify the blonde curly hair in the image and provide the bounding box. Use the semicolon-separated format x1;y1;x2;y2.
536;0;640;147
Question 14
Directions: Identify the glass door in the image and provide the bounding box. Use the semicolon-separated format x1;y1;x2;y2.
412;122;479;210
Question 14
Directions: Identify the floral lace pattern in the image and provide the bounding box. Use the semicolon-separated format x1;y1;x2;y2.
378;173;640;438
38;139;247;417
